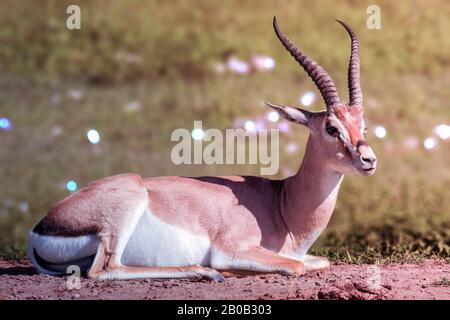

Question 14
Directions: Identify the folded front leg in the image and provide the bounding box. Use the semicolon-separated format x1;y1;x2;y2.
211;246;306;276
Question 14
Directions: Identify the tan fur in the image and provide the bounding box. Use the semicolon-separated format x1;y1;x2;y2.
29;19;377;281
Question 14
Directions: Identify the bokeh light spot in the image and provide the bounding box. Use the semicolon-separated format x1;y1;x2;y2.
278;122;289;133
267;111;279;122
263;57;275;70
244;120;256;132
374;126;387;139
191;128;205;140
300;91;315;107
0;118;12;131
423;137;437;150
66;181;77;192
435;124;450;140
86;129;101;144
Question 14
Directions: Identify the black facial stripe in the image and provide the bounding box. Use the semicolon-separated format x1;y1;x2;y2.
356;140;368;148
338;134;358;158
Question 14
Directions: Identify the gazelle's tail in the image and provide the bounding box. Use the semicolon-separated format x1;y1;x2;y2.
28;230;98;275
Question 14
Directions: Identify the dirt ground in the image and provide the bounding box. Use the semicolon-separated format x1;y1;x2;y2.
0;259;448;300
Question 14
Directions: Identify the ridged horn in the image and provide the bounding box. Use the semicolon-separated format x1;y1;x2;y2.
336;19;362;107
273;16;341;109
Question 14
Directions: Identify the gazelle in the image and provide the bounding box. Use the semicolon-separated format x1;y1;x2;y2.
28;17;376;281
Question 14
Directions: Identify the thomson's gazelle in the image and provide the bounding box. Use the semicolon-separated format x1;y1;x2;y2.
29;17;376;281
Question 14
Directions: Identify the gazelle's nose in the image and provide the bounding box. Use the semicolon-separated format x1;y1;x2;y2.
360;155;376;165
356;140;377;167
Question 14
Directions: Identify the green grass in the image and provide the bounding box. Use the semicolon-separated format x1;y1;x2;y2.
1;0;450;82
0;1;449;262
311;224;449;264
432;277;450;287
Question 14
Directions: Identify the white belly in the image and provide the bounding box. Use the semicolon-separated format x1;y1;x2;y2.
121;209;212;267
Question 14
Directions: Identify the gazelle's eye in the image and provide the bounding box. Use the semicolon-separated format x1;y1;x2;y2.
326;123;339;137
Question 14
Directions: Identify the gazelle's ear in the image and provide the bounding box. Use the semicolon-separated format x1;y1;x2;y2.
265;102;312;127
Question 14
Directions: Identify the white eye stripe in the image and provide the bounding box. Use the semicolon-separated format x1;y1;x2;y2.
328;115;350;140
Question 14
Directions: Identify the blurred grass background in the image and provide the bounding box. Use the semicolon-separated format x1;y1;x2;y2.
0;0;448;262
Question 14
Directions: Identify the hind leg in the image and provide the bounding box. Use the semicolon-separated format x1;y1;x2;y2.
87;189;223;282
88;232;224;282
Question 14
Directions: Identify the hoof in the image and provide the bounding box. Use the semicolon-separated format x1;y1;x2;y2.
210;271;225;283
279;261;306;276
195;267;225;282
301;255;330;273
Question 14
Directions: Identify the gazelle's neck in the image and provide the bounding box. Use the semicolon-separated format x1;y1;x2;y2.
280;135;344;254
